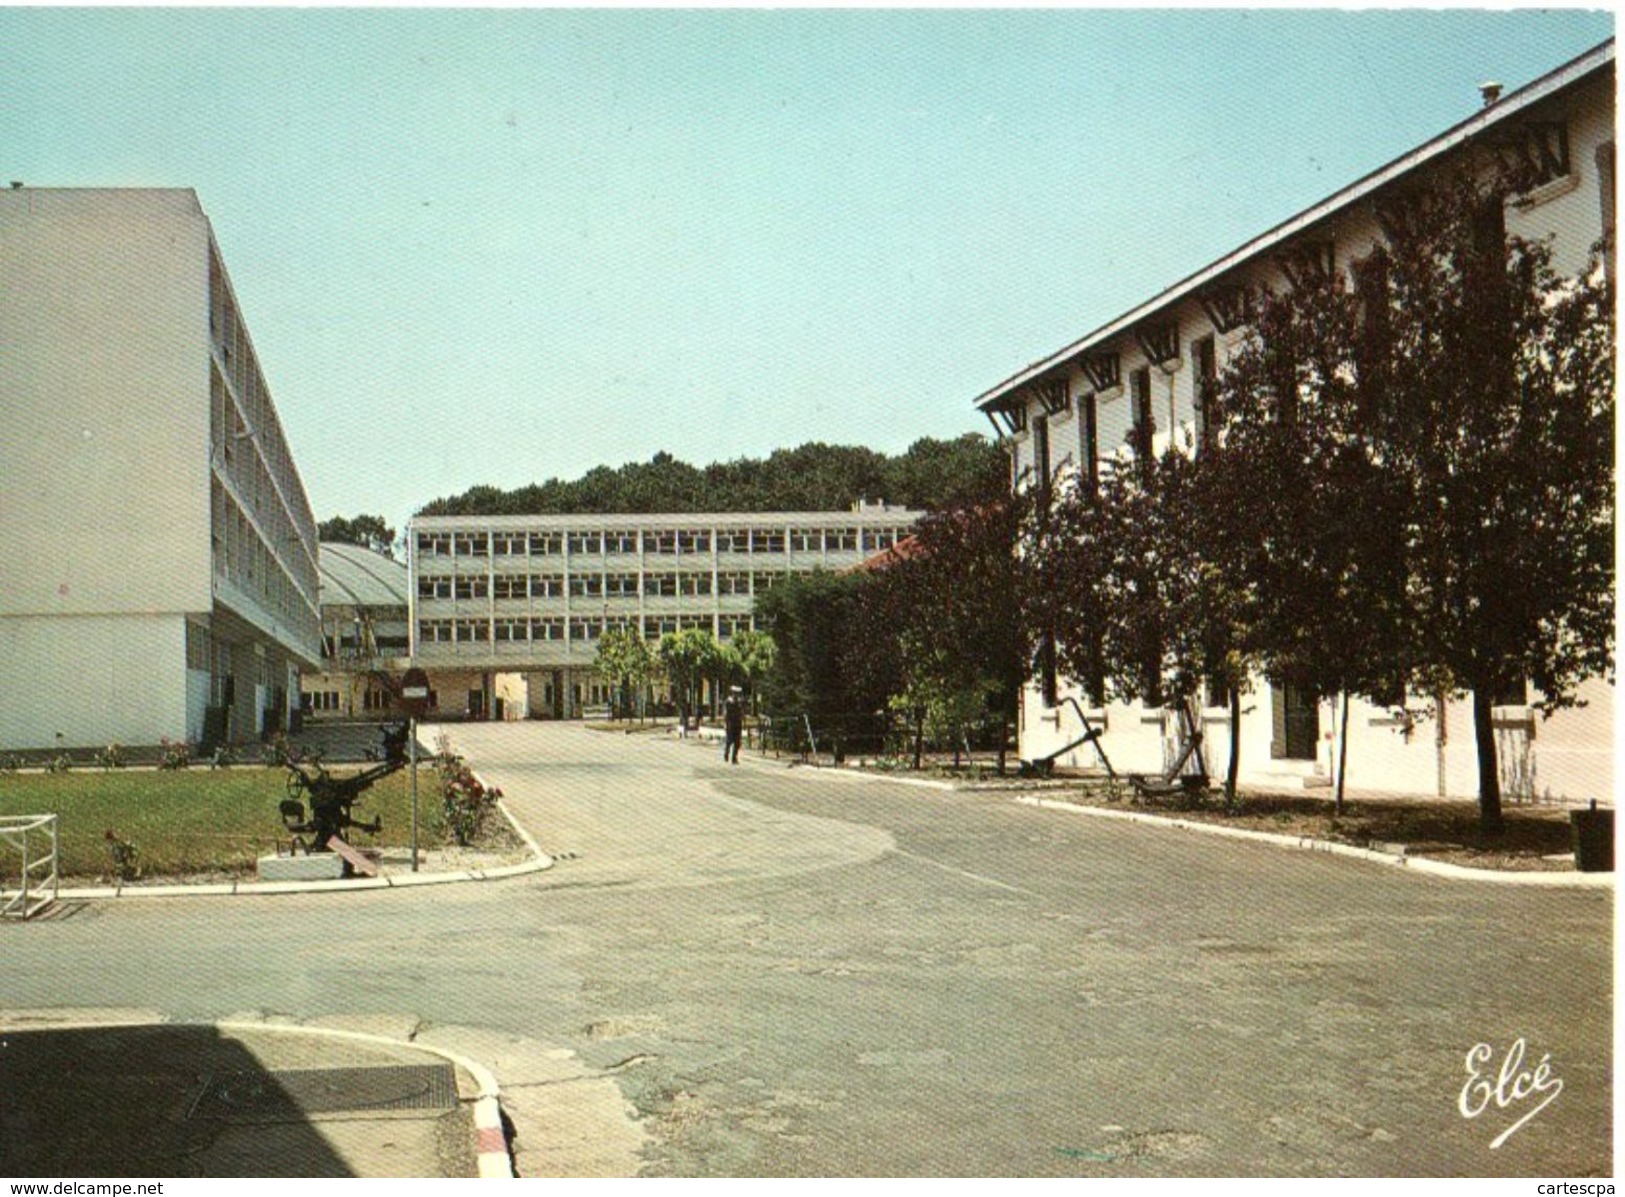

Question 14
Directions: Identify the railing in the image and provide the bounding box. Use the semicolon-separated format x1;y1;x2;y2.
1;814;59;919
754;712;1011;769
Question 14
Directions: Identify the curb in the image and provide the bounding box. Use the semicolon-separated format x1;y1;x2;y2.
217;1021;516;1180
748;749;1608;889
1013;795;1613;888
0;1013;516;1179
46;794;553;902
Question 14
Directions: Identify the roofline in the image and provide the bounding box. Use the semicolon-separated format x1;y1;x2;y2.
974;37;1615;412
318;541;410;607
409;509;925;530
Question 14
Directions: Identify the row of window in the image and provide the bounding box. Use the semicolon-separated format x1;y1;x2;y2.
418;570;786;601
418;614;756;645
416;526;902;558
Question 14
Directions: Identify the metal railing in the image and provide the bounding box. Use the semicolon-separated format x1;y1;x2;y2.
1;813;59;919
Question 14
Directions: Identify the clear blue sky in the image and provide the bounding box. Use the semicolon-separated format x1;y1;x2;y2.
4;7;1613;534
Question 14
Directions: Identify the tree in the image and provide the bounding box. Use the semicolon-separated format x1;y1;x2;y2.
1214;169;1613;831
728;629;778;714
862;476;1032;772
319;513;397;558
1213;263;1415;812
594;626;654;721
657;628;725;728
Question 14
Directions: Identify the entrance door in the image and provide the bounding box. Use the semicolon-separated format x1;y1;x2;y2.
1272;682;1319;760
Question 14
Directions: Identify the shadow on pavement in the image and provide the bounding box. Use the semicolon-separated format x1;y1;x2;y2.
0;1024;356;1177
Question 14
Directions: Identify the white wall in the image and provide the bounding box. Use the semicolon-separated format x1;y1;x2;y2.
0;614;188;748
0;190;213;618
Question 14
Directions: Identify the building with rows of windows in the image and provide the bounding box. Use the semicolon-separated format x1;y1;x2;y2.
975;41;1614;803
0;188;323;751
408;504;920;719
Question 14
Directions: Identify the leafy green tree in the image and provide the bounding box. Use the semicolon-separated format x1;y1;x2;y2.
1214;170;1613;831
658;628;726;727
728;629;778;714
594;626;654;720
318;514;398;558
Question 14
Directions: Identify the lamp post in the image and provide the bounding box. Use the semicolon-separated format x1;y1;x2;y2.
400;666;431;872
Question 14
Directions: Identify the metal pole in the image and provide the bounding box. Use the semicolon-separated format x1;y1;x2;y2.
410;715;419;872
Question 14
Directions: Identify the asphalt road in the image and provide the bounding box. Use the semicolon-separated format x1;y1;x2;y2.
1;722;1611;1177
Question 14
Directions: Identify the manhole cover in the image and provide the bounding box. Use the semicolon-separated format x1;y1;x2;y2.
188;1063;457;1120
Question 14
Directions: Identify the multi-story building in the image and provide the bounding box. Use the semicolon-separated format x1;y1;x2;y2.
408;503;921;719
974;41;1615;802
0;188;322;750
300;542;412;721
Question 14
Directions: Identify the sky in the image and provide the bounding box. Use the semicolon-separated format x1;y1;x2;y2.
3;6;1614;536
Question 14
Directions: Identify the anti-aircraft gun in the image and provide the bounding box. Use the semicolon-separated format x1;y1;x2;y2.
279;722;409;855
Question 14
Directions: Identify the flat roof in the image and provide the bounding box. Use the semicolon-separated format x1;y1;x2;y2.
974;38;1615;412
410;508;923;531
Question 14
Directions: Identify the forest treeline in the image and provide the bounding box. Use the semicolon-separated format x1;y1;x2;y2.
415;435;1004;517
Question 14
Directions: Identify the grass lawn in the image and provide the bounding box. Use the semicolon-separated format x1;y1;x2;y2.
0;765;448;882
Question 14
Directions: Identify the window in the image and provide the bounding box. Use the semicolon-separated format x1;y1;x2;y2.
419;619;454;643
827;528;859;552
417;533;451;557
716;530;750;553
570;617;603;643
1131;367;1155;464
789;528;821;553
533;617;565;642
529;532;562;556
418;575;452;600
1081;392;1100;493
456;619;489;643
605;573;640;598
643;530;678;555
494;618;527;642
645;573;677;597
719;615;753;639
644;615;678;639
529;574;563;598
454;576;489;601
678;530;711;554
718;571;750;596
567;531;602;555
492;533;526;556
751;528;785;554
869;530;897;553
363;688;391;711
568;573;604;598
1033;415;1052;497
677;614;710;631
678;572;712;597
1192;336;1217;452
605;530;639;554
492;575;528;600
454;531;489;557
753;571;784;592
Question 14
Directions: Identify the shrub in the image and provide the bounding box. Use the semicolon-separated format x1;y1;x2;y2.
435;750;503;847
103;828;141;882
157;737;192;770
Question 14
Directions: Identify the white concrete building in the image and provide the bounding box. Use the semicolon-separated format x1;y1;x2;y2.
0;188;322;750
408;504;921;719
975;42;1615;802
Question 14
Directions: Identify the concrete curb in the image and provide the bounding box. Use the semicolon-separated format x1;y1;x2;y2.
749;750;1608;888
1013;795;1613;888
0;1012;517;1179
216;1021;515;1179
47;792;553;902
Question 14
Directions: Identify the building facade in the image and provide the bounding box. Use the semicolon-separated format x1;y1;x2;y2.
300;542;411;721
0;188;322;750
975;43;1615;802
408;504;920;719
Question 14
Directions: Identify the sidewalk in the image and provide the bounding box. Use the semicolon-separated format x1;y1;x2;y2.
0;1013;511;1178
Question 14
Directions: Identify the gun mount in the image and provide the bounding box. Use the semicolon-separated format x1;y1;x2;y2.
279;722;408;854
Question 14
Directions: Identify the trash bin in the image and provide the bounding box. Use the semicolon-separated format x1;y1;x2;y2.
1570;801;1614;873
